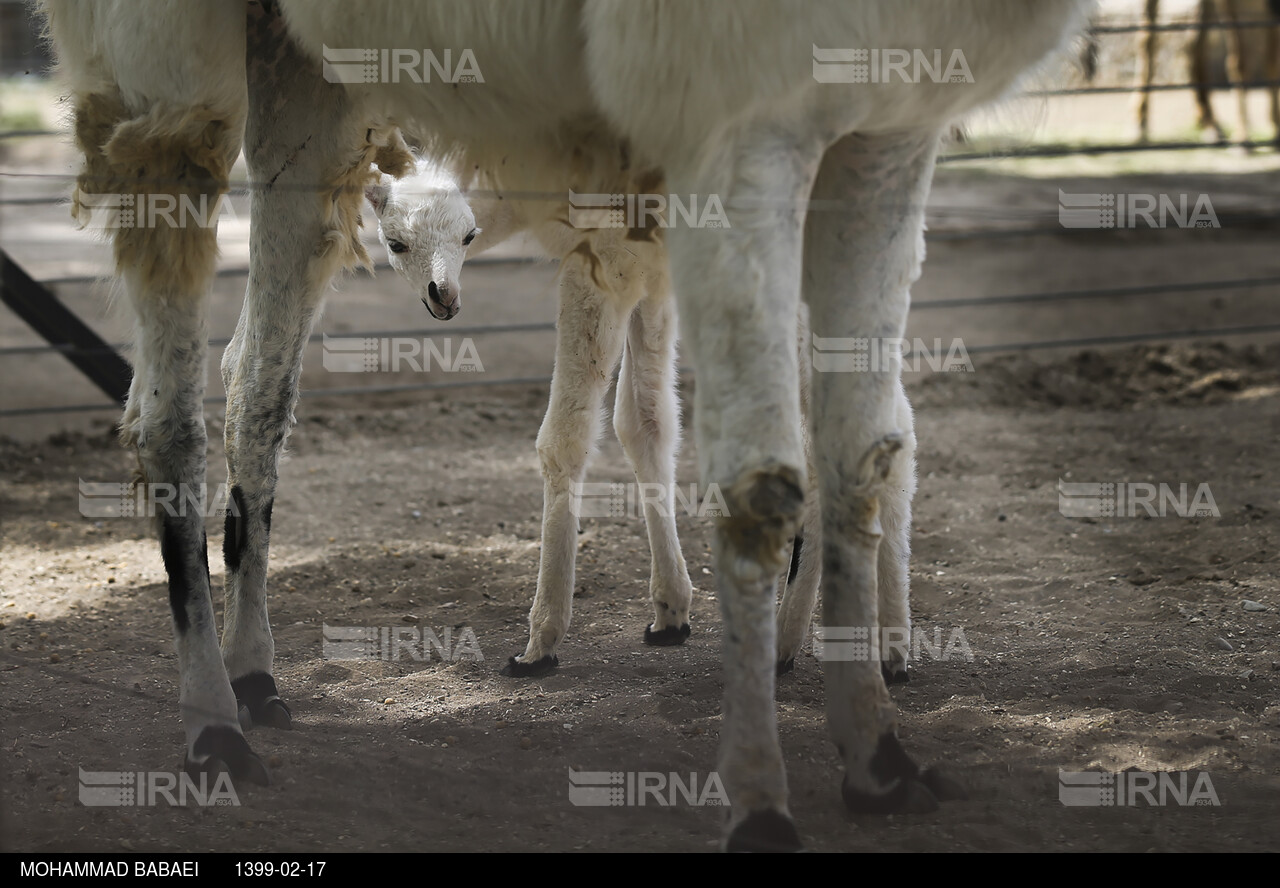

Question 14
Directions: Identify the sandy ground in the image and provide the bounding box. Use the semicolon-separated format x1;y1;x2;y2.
1;341;1278;853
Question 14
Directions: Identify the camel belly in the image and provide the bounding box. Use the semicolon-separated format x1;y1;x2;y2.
276;0;597;148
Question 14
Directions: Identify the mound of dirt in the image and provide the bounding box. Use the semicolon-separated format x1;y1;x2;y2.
911;342;1280;411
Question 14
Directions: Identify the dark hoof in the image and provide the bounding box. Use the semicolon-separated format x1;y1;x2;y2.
922;767;968;802
643;623;691;646
252;698;292;730
185;725;269;786
501;653;558;678
882;662;909;685
726;809;803;852
776;658;795;677
840;731;936;814
232;672;293;730
843;774;938;814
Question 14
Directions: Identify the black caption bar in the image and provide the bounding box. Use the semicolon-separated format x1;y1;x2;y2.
13;855;363;881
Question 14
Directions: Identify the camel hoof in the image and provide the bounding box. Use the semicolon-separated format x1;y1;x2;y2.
840;731;937;814
501;654;558;678
232;672;293;730
185;726;270;786
643;623;691;646
253;698;293;730
726;809;803;852
843;774;938;814
882;662;909;685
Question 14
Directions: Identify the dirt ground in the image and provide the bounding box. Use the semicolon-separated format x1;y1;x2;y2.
1;340;1277;853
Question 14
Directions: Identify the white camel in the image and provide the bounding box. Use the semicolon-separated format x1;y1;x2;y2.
42;0;1091;850
364;157;840;679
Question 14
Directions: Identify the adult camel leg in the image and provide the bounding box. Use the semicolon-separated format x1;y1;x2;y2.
803;130;956;814
221;1;403;724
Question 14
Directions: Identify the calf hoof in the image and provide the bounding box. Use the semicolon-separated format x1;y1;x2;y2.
840;731;937;815
726;810;803;852
501;654;558;678
776;658;795;677
232;672;293;730
185;725;270;786
643;623;691;646
882;662;909;685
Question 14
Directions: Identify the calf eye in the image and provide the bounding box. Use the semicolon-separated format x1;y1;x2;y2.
388;239;409;254
462;229;477;246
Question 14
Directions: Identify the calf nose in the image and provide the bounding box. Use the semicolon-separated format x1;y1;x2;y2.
426;281;460;320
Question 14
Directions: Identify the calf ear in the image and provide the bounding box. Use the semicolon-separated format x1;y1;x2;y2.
365;180;391;216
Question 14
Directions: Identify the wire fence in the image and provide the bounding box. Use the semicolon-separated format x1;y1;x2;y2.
2;13;1279;420
1089;19;1280;34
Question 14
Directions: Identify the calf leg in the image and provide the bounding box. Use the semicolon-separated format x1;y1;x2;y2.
876;380;917;685
776;304;822;674
777;377;916;686
503;238;631;676
613;252;695;645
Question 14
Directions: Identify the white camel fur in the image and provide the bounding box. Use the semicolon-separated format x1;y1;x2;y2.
41;0;1092;850
364;157;834;677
